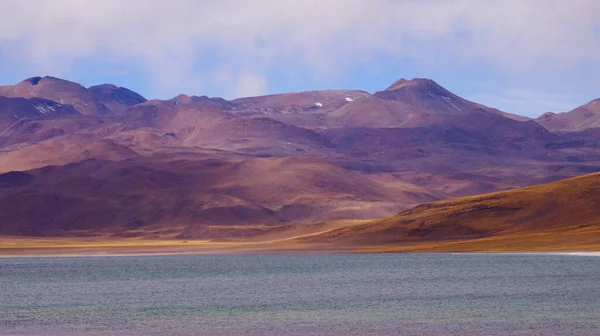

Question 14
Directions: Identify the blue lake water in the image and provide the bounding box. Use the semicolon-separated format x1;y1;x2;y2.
1;253;599;335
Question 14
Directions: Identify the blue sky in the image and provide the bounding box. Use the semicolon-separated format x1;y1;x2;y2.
1;0;599;117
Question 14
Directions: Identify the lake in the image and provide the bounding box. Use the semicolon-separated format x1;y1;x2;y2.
1;253;599;335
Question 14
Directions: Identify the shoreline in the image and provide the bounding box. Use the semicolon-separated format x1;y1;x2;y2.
0;237;355;258
1;246;600;259
0;248;357;258
2;236;600;258
3;251;600;258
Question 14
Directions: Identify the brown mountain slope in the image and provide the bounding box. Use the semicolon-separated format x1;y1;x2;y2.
231;90;370;128
536;99;600;132
323;111;560;174
233;89;369;111
88;84;147;112
0;117;108;149
374;78;528;121
230;79;527;129
0;96;80;127
0;156;444;238
0;92;337;169
117;95;334;152
325;95;421;128
0;76;109;115
0;138;140;173
3;75;600;243
117;95;231;129
303;172;600;250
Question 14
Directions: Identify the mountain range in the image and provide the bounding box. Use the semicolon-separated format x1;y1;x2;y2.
1;75;600;240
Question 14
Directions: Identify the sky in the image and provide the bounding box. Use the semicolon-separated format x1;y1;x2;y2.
1;0;599;117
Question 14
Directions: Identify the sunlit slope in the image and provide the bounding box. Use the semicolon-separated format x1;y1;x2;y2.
304;172;600;250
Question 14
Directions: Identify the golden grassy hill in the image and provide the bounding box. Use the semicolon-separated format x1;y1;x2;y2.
302;172;600;252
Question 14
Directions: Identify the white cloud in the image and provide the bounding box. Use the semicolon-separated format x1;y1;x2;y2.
233;74;268;98
469;90;582;117
0;0;599;96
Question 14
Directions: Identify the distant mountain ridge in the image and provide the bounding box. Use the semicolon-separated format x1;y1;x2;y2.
0;76;147;116
88;84;147;112
536;98;600;132
374;78;529;122
1;75;600;239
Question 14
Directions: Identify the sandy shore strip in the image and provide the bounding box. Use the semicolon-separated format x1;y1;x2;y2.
0;236;355;257
1;236;600;258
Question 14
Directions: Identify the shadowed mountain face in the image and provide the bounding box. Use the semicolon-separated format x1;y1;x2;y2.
0;96;80;126
1;75;600;238
88;84;147;112
0;156;442;237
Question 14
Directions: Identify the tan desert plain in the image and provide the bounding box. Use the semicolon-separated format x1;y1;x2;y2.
1;76;600;256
